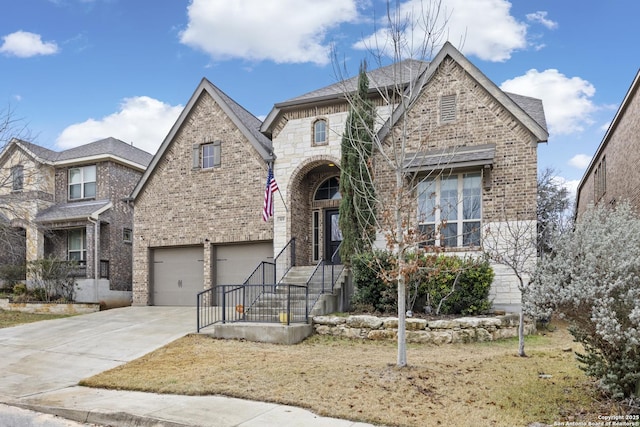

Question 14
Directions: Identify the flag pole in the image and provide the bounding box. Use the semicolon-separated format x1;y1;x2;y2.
277;187;288;213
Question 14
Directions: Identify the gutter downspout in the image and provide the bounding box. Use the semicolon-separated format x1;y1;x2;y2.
87;217;99;303
88;201;112;304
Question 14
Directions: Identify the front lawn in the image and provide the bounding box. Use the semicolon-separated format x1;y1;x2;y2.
80;321;616;426
0;308;72;328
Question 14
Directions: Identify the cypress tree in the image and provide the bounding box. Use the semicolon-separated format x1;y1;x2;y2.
339;61;376;266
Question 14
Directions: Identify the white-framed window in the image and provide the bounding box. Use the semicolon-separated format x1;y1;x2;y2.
123;228;132;243
69;165;96;200
11;165;23;192
68;228;86;263
193;141;221;170
313;119;327;145
417;172;481;247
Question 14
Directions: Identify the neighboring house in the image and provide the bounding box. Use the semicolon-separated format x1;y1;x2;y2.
132;42;548;311
0;137;152;306
576;69;640;216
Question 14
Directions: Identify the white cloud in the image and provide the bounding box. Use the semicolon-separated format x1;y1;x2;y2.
568;154;592;169
354;0;527;62
526;11;558;30
0;31;59;58
179;0;359;65
56;96;183;154
500;69;597;135
552;176;580;201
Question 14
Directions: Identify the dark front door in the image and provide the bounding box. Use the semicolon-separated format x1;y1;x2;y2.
325;209;342;264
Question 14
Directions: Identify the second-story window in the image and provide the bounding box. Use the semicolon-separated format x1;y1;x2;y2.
11;165;23;192
313;119;327;145
193;141;221;170
69;165;96;200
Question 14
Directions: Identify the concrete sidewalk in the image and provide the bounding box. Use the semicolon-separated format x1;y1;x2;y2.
0;307;374;426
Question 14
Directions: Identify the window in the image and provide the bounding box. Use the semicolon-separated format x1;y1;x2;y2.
193;141;221;169
313;119;327;145
11;165;23;192
68;228;86;263
123;228;132;243
440;94;457;123
417;172;481;247
594;156;606;201
314;177;341;200
69;165;96;200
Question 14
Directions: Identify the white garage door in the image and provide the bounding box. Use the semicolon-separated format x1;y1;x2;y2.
152;246;204;306
216;243;273;285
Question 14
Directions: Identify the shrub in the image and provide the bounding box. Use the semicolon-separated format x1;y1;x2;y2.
0;263;26;287
351;251;493;316
26;257;78;302
527;202;640;400
415;255;493;315
351;250;396;313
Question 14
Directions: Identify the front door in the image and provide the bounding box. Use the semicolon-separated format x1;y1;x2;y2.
324;209;342;264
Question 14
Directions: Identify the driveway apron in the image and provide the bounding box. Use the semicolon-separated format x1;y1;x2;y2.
0;306;194;400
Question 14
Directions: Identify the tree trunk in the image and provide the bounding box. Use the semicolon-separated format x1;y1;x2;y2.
396;170;407;368
518;309;526;357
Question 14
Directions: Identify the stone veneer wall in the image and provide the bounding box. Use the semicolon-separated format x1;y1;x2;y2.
313;314;536;344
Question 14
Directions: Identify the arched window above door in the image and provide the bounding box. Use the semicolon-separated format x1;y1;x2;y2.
314;177;341;200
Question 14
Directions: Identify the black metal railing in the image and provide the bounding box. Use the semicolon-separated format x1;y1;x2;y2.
196;238;297;331
274;238;296;283
306;259;345;314
197;283;308;331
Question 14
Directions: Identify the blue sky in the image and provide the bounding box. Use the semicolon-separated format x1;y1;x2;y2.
1;0;638;195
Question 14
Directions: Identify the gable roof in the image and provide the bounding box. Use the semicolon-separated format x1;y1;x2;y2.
1;137;152;170
378;42;548;144
575;68;640;210
131;78;274;200
261;59;429;135
262;42;548;144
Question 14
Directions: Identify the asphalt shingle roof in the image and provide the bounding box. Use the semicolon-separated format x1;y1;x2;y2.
35;199;112;223
56;137;153;167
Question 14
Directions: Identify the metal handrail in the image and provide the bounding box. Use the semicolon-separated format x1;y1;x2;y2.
197;238;297;331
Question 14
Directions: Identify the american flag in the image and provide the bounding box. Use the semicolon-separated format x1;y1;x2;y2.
262;167;279;221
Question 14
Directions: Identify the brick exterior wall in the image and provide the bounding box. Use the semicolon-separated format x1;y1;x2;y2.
49;160;142;291
132;91;273;305
272;56;538;308
576;79;640;216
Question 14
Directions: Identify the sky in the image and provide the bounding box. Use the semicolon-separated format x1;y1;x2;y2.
1;0;639;197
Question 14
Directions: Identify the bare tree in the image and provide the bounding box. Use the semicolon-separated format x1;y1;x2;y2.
0;105;35;282
334;0;451;367
482;202;537;357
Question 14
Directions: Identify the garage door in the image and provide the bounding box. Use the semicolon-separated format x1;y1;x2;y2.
216;242;273;285
152;246;204;306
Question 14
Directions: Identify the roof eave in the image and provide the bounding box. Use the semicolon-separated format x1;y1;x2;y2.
576;68;640;204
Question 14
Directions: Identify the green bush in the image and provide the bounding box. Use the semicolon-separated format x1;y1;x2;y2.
0;263;26;287
351;250;396;313
351;251;493;316
418;255;493;315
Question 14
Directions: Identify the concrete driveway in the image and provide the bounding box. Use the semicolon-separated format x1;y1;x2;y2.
0;306;194;400
0;306;372;426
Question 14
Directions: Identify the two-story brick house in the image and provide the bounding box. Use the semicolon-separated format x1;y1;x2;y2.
0;137;152;305
576;69;640;216
132;42;548;311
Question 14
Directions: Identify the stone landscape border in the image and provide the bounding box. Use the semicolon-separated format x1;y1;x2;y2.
312;313;536;344
0;298;100;315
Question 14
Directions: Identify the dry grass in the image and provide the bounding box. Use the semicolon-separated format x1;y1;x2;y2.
0;309;72;328
81;321;614;427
